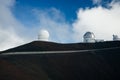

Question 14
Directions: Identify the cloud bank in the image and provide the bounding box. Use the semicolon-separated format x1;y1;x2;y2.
73;1;120;42
0;0;26;51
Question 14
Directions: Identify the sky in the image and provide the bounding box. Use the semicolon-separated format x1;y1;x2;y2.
0;0;120;51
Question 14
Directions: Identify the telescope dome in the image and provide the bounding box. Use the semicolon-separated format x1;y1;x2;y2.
84;32;95;39
38;29;49;41
83;32;95;43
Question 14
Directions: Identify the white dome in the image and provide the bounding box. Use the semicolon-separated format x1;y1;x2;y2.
84;32;95;39
83;31;95;43
38;29;49;41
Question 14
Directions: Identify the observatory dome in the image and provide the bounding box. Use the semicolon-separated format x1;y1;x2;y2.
38;29;49;41
113;35;120;41
84;32;95;39
83;32;95;43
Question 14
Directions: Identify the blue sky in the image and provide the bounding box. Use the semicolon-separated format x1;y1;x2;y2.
13;0;94;26
14;0;92;21
0;0;120;50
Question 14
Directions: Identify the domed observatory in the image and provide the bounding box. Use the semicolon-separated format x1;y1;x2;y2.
38;29;49;41
83;32;96;43
113;35;120;41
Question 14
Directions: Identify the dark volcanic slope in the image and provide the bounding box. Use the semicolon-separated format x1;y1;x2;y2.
1;41;120;53
0;47;120;80
0;41;120;80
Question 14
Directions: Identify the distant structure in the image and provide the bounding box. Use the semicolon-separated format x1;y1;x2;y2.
38;29;49;41
113;35;120;41
83;32;96;43
83;31;105;43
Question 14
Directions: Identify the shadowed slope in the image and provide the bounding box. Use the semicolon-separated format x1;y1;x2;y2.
0;41;120;80
1;41;120;53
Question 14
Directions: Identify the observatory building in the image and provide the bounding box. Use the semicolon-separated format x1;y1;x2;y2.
113;35;120;41
38;29;49;41
83;31;96;43
83;31;105;43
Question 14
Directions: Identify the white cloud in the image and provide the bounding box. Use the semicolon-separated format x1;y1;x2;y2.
73;2;120;42
0;30;24;51
0;0;26;51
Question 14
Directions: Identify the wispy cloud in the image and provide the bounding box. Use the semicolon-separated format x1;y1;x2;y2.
73;1;120;42
0;0;26;51
92;0;102;5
